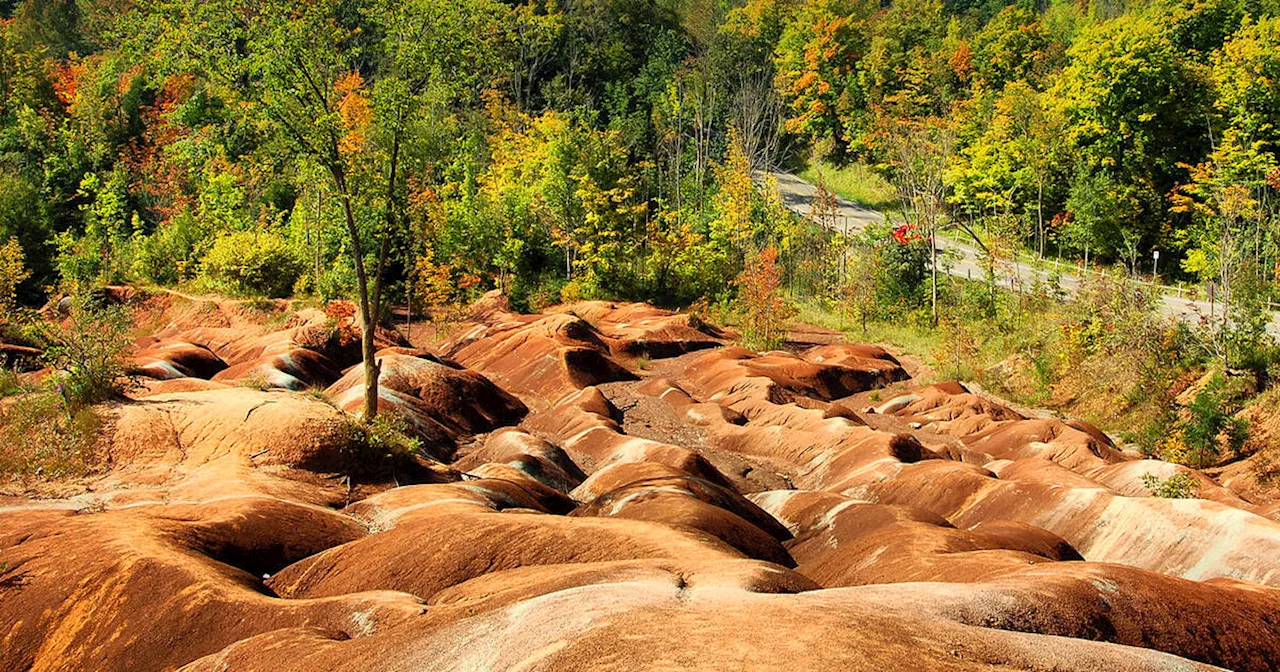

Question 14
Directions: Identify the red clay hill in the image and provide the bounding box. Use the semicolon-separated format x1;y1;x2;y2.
4;288;1280;671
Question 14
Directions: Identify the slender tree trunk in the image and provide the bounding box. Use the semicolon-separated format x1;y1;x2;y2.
406;250;413;333
674;80;683;218
1220;216;1231;368
314;188;323;290
930;221;939;326
1036;180;1045;258
332;166;380;421
371;125;402;323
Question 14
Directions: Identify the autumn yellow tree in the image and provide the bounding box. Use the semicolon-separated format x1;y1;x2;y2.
1170;129;1276;364
710;127;757;253
0;237;29;328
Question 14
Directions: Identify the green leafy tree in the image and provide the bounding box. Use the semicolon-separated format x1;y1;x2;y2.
1213;16;1280;157
970;6;1052;91
1065;166;1145;269
1171;129;1278;364
0;237;30;322
880;115;954;324
157;0;498;420
1179;374;1249;468
850;220;930;319
1052;12;1210;259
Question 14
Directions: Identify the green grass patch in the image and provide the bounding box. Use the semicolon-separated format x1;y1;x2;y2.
796;302;942;358
797;159;901;213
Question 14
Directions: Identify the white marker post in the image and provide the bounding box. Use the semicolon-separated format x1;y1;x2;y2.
1153;249;1160;278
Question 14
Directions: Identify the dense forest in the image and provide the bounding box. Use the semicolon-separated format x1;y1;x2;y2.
2;0;1279;321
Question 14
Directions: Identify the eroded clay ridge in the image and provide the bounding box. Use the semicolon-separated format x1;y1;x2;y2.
4;290;1280;671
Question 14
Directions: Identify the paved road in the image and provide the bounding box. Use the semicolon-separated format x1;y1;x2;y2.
762;170;1280;336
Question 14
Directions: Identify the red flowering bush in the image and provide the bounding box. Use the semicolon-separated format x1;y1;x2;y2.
891;223;924;245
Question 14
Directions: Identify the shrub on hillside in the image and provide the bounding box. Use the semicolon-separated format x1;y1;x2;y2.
0;237;29;311
1062;271;1162;358
847;222;930;322
54;231;108;293
134;211;210;285
509;272;568;313
1182;374;1249;466
317;253;358;302
339;412;425;465
38;298;137;408
1140;472;1201;499
1;237;33;341
201;230;303;298
932;316;982;380
1215;266;1280;381
1156;374;1249;468
0;368;28;397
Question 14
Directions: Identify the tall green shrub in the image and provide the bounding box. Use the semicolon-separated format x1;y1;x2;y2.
202;229;304;298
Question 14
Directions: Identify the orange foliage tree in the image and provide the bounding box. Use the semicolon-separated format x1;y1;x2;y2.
735;245;795;351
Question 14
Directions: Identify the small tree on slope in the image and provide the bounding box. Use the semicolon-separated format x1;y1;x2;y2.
736;246;796;351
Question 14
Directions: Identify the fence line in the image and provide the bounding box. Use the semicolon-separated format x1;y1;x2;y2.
778;179;1280;320
801;207;1245;309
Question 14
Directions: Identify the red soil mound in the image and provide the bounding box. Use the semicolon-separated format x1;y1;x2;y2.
177;582;1229;672
0;497;423;672
572;470;795;566
131;341;228;380
453;427;587;492
7;295;1280;672
440;311;637;408
266;480;749;600
557;300;726;358
325;350;527;456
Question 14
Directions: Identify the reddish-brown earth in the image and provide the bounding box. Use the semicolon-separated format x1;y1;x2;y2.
4;290;1280;671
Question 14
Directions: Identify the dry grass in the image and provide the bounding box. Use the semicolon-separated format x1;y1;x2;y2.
0;393;103;482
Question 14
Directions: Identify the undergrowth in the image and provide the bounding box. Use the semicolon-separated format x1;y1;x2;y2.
1141;472;1201;499
341;413;423;462
1;296;135;482
0;369;27;398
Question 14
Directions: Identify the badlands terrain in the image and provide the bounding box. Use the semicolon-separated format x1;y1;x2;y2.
4;289;1280;672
